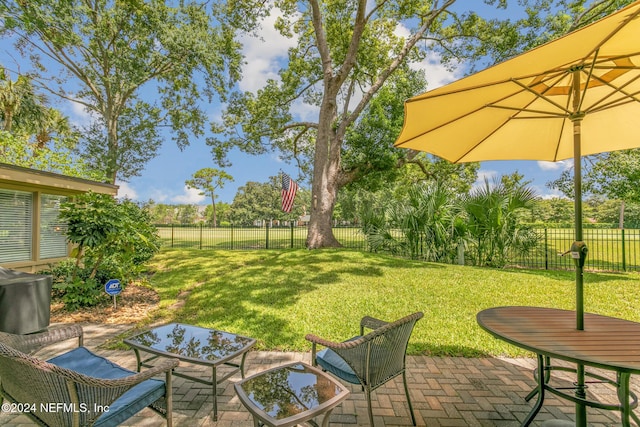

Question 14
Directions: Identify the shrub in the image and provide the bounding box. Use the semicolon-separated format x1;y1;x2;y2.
52;192;161;309
57;277;104;311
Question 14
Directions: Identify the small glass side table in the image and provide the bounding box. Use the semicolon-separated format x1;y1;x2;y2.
234;362;350;427
124;322;256;421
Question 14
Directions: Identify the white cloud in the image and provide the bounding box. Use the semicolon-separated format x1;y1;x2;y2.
238;10;298;93
172;186;206;204
477;169;498;182
67;99;97;127
411;51;464;90
291;97;320;122
539;189;569;200
148;189;169;203
115;181;138;200
390;22;463;90
471;169;498;191
537;159;573;171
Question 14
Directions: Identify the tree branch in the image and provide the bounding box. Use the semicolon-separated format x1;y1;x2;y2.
337;0;456;137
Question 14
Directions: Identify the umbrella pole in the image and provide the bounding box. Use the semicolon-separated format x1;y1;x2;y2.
572;68;587;426
571;68;585;332
573;119;587;427
573;125;584;331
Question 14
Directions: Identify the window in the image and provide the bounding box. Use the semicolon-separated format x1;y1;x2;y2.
40;194;68;259
0;189;33;263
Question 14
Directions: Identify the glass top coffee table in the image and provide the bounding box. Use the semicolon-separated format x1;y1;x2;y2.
234;362;350;427
124;322;256;421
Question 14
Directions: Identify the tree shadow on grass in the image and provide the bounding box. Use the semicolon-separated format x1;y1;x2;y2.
147;248;640;355
147;249;445;351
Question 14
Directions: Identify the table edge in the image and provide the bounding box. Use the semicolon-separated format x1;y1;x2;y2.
123;322;257;366
476;306;640;373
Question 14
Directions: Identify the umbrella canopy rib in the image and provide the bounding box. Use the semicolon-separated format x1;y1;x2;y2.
510;78;574;115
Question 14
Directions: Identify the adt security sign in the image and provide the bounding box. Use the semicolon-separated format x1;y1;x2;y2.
105;279;122;310
105;279;122;296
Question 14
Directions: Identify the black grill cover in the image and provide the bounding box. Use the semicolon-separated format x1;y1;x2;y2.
0;267;52;334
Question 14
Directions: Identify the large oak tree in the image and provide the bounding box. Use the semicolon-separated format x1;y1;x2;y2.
208;0;531;248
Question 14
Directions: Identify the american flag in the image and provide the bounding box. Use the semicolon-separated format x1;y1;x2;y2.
281;173;299;213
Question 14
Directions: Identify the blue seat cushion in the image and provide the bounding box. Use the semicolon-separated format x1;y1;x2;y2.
315;336;361;385
47;347;165;427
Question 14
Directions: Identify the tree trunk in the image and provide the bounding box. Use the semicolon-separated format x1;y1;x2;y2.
307;169;341;248
106;114;118;184
306;94;342;249
212;196;218;228
3;108;13;132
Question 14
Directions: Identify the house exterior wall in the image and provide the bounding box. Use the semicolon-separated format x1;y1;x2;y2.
0;163;118;272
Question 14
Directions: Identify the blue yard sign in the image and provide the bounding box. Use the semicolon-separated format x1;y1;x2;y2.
105;279;122;310
105;279;122;296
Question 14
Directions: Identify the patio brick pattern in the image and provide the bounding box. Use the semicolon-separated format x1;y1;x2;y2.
0;323;633;426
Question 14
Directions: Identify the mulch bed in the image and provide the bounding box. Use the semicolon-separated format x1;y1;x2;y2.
50;283;159;325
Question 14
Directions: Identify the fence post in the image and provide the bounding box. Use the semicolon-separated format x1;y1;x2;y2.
231;224;234;250
265;223;270;249
199;223;203;250
544;228;548;270
290;222;294;248
622;228;626;272
171;223;174;248
457;239;464;265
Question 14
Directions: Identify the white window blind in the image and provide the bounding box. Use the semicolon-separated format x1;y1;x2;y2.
0;189;33;263
40;194;68;259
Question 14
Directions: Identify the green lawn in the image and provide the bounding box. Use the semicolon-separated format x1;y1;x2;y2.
141;248;640;357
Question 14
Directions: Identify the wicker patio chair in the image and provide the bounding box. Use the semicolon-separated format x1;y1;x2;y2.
0;324;178;427
305;311;423;426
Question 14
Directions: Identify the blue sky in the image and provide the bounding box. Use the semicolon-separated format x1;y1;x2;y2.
2;3;571;205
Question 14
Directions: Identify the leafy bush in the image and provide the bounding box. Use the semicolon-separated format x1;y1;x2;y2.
56;277;104;311
359;179;540;267
462;178;539;267
51;192;161;309
43;259;114;309
360;183;463;261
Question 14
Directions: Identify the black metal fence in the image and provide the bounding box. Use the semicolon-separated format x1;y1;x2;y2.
156;224;640;273
509;228;640;272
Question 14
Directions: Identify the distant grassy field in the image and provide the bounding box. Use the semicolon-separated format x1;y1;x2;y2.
142;248;640;357
156;225;365;250
156;225;640;272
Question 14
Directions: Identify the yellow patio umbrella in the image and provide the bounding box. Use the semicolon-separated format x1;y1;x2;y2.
395;0;640;329
394;3;640;424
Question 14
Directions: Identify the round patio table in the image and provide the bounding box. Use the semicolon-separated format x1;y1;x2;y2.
477;306;640;427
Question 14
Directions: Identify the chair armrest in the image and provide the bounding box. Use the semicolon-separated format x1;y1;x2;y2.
305;334;364;350
305;334;364;366
0;324;83;354
360;316;388;335
55;356;179;425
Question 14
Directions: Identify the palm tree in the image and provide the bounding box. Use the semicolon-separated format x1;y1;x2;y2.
462;178;539;267
0;68;43;133
0;68;73;152
361;183;463;262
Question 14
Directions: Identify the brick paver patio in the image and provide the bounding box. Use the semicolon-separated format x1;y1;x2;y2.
0;323;634;426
